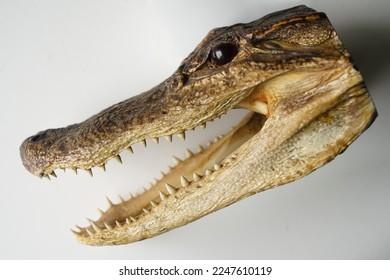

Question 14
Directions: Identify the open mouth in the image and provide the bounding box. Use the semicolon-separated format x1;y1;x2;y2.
20;82;270;245
86;110;266;228
81;107;267;237
92;113;265;230
19;5;377;246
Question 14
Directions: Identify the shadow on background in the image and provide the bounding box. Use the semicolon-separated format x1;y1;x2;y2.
338;25;390;96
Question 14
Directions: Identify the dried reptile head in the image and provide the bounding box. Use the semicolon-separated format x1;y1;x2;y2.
20;5;377;245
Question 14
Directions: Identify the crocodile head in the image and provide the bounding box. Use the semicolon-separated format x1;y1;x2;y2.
20;5;377;245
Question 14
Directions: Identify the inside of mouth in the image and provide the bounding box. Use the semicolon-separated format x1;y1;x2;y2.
78;110;266;233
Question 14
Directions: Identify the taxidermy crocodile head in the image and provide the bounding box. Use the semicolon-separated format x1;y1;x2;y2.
20;5;377;245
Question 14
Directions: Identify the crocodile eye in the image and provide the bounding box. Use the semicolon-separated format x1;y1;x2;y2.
210;43;239;66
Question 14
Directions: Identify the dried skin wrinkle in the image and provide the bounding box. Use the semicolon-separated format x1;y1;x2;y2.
20;5;377;245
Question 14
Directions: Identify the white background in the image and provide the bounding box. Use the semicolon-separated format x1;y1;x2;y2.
1;0;389;259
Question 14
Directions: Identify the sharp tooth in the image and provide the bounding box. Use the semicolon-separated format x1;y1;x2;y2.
150;179;158;187
205;169;212;176
115;221;122;228
105;196;114;207
90;221;102;233
130;216;137;222
118;195;125;203
100;164;106;171
160;171;167;178
104;223;112;230
193;173;202;181
172;156;181;165
177;131;186;140
50;171;57;178
152;137;159;144
207;141;213;147
201;123;206;129
76;225;83;231
150;201;158;207
98;208;104;215
86;168;93;177
159;191;167;201
72;168;78;174
44;174;51;180
115;155;122;163
250;101;269;115
71;229;81;236
61;168;66;172
126;218;131;225
165;183;177;195
180;176;190;187
165;135;172;143
143;208;150;214
198;145;204;152
185;149;194;158
141;139;147;147
214;163;221;170
128;146;134;153
85;228;94;237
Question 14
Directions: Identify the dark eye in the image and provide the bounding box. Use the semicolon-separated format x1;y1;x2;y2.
210;43;239;66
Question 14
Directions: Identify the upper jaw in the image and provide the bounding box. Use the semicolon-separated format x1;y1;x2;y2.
18;57;326;177
19;80;257;177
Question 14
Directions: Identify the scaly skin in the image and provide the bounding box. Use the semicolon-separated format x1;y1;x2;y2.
20;6;377;245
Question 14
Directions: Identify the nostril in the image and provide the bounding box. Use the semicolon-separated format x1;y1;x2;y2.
30;132;46;143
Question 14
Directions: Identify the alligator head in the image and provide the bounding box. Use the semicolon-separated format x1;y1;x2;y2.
20;5;377;245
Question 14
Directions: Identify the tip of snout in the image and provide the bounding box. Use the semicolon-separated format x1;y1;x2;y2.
20;137;37;175
20;131;51;177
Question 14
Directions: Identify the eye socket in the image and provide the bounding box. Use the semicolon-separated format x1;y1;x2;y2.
210;43;239;66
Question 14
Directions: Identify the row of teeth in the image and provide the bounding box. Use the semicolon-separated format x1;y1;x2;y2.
42;121;217;180
72;160;223;238
72;131;226;237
